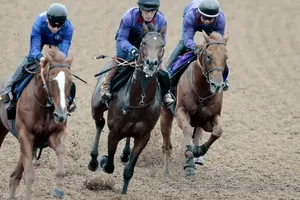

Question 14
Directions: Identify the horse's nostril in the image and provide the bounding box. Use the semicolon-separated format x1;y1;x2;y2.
154;61;158;65
146;60;150;65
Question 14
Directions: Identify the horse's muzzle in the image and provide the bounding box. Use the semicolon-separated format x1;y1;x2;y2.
143;59;159;77
209;80;223;94
53;111;68;124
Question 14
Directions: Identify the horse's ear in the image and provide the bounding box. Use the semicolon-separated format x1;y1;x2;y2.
143;22;149;33
223;32;229;44
159;25;167;37
65;54;73;66
202;31;210;42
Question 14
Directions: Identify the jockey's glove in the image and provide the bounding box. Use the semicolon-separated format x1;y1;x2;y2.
130;47;139;60
192;45;204;55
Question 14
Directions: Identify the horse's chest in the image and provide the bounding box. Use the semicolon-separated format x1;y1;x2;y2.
190;106;217;128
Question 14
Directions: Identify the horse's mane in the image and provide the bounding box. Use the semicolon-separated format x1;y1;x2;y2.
45;46;66;63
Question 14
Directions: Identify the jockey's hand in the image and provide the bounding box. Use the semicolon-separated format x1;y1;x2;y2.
39;56;46;67
130;47;139;60
193;45;204;55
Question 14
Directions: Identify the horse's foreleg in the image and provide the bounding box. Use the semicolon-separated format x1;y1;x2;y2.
19;131;35;200
99;130;119;174
122;133;151;194
0;120;8;148
48;131;67;199
9;153;24;199
88;119;105;171
176;107;196;176
120;137;131;165
192;127;205;165
200;115;223;156
160;105;174;176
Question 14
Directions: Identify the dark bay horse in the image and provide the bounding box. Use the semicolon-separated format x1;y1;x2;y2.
89;24;166;194
160;31;229;176
0;46;73;199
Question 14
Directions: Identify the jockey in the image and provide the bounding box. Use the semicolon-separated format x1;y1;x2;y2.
166;0;229;91
0;3;77;112
99;0;175;106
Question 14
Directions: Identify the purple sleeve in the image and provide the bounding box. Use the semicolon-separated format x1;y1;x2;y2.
214;12;226;36
160;20;167;45
182;11;196;50
116;12;134;53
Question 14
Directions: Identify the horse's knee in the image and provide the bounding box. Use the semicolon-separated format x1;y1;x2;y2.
212;125;223;137
55;143;66;155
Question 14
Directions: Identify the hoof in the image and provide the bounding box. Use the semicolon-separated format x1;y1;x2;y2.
51;188;65;199
184;166;196;176
193;156;204;166
120;153;129;165
88;159;99;171
99;155;108;168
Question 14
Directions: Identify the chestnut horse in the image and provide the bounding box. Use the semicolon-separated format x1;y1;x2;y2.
160;31;229;176
0;46;73;199
89;24;166;194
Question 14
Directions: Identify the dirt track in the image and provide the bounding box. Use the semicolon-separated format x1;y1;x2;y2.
0;0;300;199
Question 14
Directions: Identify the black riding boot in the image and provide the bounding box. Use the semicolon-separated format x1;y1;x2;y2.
165;40;187;71
68;82;77;113
0;57;31;107
158;69;176;107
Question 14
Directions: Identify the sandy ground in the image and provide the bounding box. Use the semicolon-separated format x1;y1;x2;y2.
0;0;300;199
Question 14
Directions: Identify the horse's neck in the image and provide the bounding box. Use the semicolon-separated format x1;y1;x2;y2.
191;62;211;97
128;69;158;105
33;74;48;106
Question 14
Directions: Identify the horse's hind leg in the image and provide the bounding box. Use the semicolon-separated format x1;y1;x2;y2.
196;115;223;158
99;130;120;174
88;119;106;171
122;133;151;194
160;105;174;176
120;137;131;165
9;154;24;199
0;120;9;148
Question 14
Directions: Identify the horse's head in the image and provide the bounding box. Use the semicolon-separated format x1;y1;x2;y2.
198;31;229;94
137;23;166;77
41;46;73;124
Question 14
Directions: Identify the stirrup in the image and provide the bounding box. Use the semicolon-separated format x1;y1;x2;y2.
163;92;176;107
68;102;77;113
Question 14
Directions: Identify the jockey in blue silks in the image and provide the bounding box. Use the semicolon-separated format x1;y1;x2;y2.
99;0;175;106
166;0;229;91
0;3;77;112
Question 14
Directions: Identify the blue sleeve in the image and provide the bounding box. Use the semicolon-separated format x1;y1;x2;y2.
58;24;73;57
117;12;135;53
182;11;196;50
214;12;225;36
29;17;43;61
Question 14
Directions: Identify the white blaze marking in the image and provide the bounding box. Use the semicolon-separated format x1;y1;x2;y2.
53;71;66;110
154;37;157;40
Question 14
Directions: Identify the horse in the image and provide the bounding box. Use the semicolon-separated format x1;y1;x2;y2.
0;46;73;199
88;23;166;194
160;31;229;176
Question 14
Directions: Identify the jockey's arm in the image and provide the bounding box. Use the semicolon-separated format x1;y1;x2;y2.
58;25;74;57
117;13;135;54
29;18;43;61
182;12;197;51
214;12;226;36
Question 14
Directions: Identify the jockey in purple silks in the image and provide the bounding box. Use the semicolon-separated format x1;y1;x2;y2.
166;0;229;91
99;0;175;107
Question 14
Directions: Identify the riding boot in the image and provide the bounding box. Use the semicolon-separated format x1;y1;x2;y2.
158;69;176;106
0;58;30;106
99;60;118;103
68;82;77;113
223;64;229;91
165;40;186;72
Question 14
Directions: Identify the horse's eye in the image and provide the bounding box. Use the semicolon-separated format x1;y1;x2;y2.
207;55;212;60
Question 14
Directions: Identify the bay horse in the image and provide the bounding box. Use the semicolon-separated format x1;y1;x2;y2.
88;24;166;194
160;31;229;176
0;46;73;199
